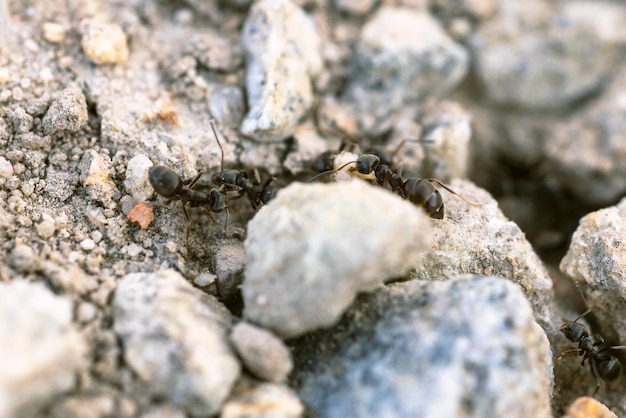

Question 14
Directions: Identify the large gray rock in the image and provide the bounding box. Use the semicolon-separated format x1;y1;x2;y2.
113;270;241;417
409;179;557;329
0;280;87;418
348;7;469;134
243;180;431;338
240;0;322;141
291;276;553;418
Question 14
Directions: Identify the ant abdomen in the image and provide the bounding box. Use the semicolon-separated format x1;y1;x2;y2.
596;355;622;382
403;178;444;219
149;166;183;198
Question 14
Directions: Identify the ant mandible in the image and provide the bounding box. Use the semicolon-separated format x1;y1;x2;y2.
549;286;626;395
209;121;279;210
148;163;226;247
311;143;481;219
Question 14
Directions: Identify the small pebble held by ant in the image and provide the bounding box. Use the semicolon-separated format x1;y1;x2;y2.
548;286;626;395
310;138;481;219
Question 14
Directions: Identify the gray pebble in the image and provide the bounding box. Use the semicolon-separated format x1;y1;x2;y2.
544;71;626;205
124;154;154;202
472;1;626;110
113;270;241;417
291;276;552;418
221;380;303;418
8;243;37;273
42;86;88;135
243;180;431;338
0;156;14;179
240;0;323;141
0;280;87;418
348;7;469;134
80;239;96;251
230;322;293;382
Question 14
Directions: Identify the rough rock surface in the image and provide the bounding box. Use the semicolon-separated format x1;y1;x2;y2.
243;180;431;338
113;270;241;417
290;276;553;418
0;280;86;418
409;179;557;329
560;198;626;342
42;86;88;135
558;198;626;413
544;72;626;205
240;0;323;141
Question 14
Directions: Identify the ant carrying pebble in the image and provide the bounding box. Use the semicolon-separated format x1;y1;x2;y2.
310;138;481;219
549;286;626;395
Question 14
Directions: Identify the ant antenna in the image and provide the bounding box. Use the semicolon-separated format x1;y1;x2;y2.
308;160;356;183
210;120;225;172
428;179;482;208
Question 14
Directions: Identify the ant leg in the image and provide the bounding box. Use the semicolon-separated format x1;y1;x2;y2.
210;121;225;173
427;179;483;207
556;366;583;393
180;201;192;252
555;348;583;361
588;358;602;396
590;334;605;346
185;170;205;189
200;206;222;227
570;284;593;323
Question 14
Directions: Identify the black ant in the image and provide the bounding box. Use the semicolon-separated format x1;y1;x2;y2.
310;144;481;219
549;286;626;395
148;164;226;247
209;121;279;210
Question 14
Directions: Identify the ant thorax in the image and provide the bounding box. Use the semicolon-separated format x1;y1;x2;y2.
333;151;376;182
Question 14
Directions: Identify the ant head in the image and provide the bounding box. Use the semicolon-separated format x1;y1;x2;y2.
355;154;380;175
561;321;588;343
149;166;183;198
596;354;622;382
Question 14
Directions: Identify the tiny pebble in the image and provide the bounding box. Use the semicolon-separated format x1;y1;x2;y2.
0;157;14;179
91;230;103;244
43;22;66;43
126;243;142;257
37;220;56;238
76;301;98;323
194;273;217;287
80;239;96;251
